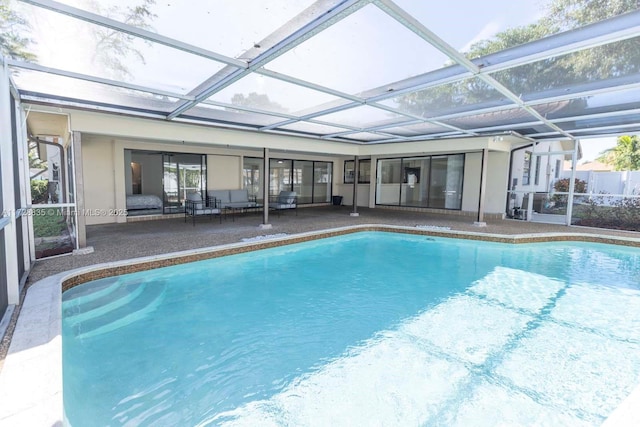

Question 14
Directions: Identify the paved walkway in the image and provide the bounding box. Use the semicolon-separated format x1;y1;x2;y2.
26;205;640;284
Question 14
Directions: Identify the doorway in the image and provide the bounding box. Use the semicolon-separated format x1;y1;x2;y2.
163;153;207;214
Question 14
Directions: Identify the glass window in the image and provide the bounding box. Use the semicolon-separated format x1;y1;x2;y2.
428;156;449;208
444;154;464;209
313;162;332;203
555;159;561;179
534;156;541;186
344;160;355;184
376;159;402;205
344;159;371;184
523;152;531;185
243;157;263;200
293;160;314;204
359;159;371;184
270;158;333;204
400;157;430;208
269;159;292;196
377;154;464;209
162;153;206;214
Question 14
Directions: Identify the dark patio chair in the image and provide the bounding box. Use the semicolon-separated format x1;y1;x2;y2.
184;192;221;225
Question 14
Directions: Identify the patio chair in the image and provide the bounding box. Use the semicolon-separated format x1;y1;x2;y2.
269;191;297;216
184;192;221;225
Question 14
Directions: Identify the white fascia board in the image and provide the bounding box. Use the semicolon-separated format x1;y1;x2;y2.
360;136;493;157
56;107;360;156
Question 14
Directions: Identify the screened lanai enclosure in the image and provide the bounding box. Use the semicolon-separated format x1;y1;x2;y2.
1;0;640;313
4;0;640;141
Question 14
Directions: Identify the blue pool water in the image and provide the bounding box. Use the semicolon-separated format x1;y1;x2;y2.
62;232;640;426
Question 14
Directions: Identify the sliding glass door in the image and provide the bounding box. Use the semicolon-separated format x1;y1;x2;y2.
376;154;464;210
268;159;333;203
163;153;206;214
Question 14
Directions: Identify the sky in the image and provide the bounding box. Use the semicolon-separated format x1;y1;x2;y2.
17;0;549;105
13;0;635;144
578;137;618;163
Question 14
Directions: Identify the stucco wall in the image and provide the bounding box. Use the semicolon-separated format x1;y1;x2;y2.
130;152;163;198
462;152;481;213
81;136;116;225
486;151;510;214
207;155;241;190
461;151;510;216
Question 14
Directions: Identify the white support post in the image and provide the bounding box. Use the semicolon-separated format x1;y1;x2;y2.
474;148;488;226
0;58;20;304
72;131;87;247
17;103;31;272
260;148;271;229
526;141;537;222
566;139;579;226
351;155;359;217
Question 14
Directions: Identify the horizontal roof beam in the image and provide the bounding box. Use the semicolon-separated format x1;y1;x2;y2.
8;59;194;101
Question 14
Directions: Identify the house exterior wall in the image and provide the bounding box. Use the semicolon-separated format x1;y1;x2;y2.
82;136;117;225
459;151;509;216
462;152;481;213
29;108;530;228
486;151;510;214
80;135;338;224
208;155;242;190
510;141;568;209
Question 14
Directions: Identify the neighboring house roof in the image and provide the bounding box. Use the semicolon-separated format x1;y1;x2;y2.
564;160;614;171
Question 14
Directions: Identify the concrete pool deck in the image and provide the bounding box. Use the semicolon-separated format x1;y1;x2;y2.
1;206;640;425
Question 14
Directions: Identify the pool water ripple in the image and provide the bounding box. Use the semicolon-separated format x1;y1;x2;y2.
62;232;640;426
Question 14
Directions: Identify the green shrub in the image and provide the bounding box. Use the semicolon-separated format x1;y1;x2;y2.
553;178;587;194
553;178;587;205
31;180;49;204
612;197;640;228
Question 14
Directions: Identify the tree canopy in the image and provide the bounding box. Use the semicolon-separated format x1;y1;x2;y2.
396;0;640;118
91;0;157;79
0;0;156;79
230;92;288;114
0;0;35;61
597;135;640;171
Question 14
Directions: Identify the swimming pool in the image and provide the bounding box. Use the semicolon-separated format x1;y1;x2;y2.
62;231;640;426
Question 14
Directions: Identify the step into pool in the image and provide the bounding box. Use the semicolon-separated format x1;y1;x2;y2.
62;231;640;426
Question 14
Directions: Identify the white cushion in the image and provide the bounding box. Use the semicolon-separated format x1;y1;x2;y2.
208;190;230;203
186;192;202;202
230;189;249;203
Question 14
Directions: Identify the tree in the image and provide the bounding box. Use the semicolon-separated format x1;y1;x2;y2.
597;135;640;170
230;92;288;114
396;0;640;118
0;0;36;61
0;0;156;80
91;0;157;79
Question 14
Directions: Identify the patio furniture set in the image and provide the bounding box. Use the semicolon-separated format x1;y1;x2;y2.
185;189;297;225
